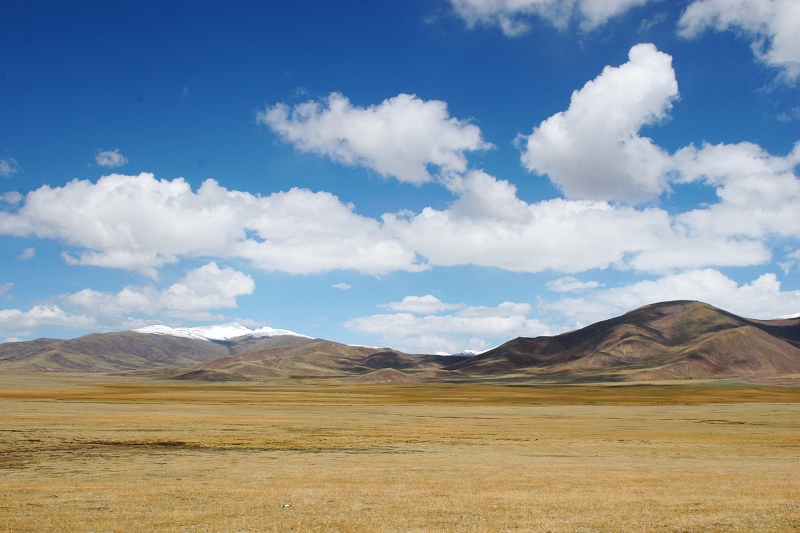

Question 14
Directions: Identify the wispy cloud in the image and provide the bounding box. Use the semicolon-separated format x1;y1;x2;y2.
17;248;34;260
95;149;128;168
0;158;20;178
449;0;656;35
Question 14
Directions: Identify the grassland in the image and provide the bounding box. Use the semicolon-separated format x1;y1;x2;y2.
1;373;799;532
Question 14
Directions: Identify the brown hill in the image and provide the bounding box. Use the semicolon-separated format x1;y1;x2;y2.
0;332;315;373
2;301;798;383
448;301;800;381
177;341;469;380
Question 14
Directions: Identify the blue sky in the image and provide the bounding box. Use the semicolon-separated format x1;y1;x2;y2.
1;0;799;353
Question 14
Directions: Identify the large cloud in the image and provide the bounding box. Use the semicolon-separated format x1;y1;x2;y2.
258;93;491;184
1;164;789;281
673;141;800;238
386;167;773;274
519;43;678;203
345;297;555;354
0;173;422;278
0;305;96;340
449;0;654;35
0;263;256;339
678;0;800;82
542;268;800;325
64;262;255;321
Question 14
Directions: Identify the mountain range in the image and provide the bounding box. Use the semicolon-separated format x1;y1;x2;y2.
2;301;799;383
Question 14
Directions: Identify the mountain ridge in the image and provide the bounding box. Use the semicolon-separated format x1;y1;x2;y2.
2;301;799;383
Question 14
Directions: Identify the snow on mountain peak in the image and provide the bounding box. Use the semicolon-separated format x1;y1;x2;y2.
134;322;312;341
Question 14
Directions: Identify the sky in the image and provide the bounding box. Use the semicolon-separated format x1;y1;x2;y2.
1;0;799;353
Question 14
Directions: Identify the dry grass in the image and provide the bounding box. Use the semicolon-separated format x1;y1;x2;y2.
1;373;799;532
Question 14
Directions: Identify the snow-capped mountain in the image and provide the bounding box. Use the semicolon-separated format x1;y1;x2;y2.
435;349;482;357
134;322;312;342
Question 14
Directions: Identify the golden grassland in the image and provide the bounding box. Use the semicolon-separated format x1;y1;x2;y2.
1;373;799;532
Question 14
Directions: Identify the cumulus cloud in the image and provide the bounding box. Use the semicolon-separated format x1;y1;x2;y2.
678;0;800;82
95;149;128;168
0;152;795;281
0;173;422;278
672;141;800;238
519;43;678;203
0;263;256;338
17;247;35;260
381;295;464;314
332;282;352;290
0;305;96;339
346;298;555;354
542;268;800;325
258;92;491;184
63;262;255;321
449;0;654;35
0;158;20;178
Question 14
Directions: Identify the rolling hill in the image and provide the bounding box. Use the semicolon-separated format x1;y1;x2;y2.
175;341;469;381
1;301;799;382
0;329;316;373
449;301;800;381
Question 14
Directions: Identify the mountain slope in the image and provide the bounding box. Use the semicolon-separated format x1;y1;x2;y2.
0;332;230;372
0;330;317;373
182;341;469;380
449;301;800;380
2;301;798;382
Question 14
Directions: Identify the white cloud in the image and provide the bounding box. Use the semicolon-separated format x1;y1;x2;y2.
95;149;128;168
385;192;669;273
0;151;794;282
672;141;800;240
332;282;352;290
542;269;800;325
0;282;12;299
546;276;601;292
443;170;530;221
1;263;254;338
382;294;464;314
519;43;678;203
395;160;787;274
1;191;23;205
258;92;491;184
449;0;654;35
345;298;556;354
779;249;800;274
0;173;422;278
778;106;800;122
0;305;96;339
17;248;35;260
678;0;800;82
0;158;20;178
63;262;255;321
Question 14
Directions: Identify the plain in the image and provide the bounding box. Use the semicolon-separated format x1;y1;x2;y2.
1;373;799;532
